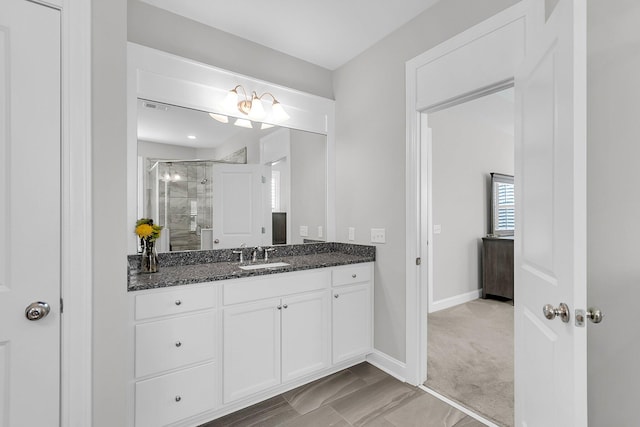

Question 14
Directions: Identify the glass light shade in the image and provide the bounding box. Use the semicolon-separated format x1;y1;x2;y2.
271;101;290;122
248;96;266;120
208;113;228;123
261;123;274;130
222;89;239;113
234;118;253;129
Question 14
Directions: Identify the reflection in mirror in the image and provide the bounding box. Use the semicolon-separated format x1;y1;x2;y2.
137;99;326;252
490;172;515;237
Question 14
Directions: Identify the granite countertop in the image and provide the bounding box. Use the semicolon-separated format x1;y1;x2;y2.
128;242;375;291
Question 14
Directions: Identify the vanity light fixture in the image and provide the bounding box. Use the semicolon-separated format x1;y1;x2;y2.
222;85;290;123
234;118;253;129
208;112;228;123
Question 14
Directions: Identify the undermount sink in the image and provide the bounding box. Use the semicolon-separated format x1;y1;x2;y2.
239;262;290;271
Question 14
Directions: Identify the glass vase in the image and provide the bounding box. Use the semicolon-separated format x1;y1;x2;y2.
141;240;158;273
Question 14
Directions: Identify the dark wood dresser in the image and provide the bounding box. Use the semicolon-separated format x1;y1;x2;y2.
482;237;514;300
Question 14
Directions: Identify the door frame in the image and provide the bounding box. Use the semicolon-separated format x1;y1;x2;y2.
404;2;527;386
60;0;93;425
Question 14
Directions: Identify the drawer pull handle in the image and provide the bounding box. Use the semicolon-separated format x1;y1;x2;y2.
175;396;182;402
175;300;182;306
175;341;182;348
334;294;339;299
352;274;357;278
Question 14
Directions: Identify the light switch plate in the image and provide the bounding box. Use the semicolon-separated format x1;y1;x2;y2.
348;227;355;241
371;228;386;243
318;226;323;238
299;225;308;237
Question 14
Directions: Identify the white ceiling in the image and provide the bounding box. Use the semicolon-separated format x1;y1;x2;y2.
138;0;441;70
137;99;276;148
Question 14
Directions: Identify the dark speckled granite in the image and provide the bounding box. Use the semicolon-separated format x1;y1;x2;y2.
128;242;375;291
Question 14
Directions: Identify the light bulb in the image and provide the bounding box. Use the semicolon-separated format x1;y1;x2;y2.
248;95;266;120
209;112;229;123
234;118;253;129
222;89;239;113
271;101;290;122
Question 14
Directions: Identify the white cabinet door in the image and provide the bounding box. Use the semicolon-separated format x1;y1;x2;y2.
223;298;281;403
332;283;372;364
281;291;330;383
0;1;61;424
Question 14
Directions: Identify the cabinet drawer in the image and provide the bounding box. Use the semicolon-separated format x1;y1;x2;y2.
135;311;216;378
135;362;216;427
223;269;329;305
135;285;216;320
332;264;371;287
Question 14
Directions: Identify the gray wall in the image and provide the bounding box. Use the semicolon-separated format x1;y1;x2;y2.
586;0;640;424
127;0;333;99
92;0;128;426
332;0;519;362
429;100;514;304
290;130;327;243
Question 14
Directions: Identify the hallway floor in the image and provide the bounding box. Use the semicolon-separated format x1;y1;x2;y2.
201;362;485;426
425;298;514;427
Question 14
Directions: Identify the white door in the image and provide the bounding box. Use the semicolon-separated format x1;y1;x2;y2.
514;0;587;425
0;0;61;425
212;164;270;249
281;290;329;383
223;298;281;403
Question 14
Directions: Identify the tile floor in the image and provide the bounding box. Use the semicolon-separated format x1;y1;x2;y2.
201;363;485;427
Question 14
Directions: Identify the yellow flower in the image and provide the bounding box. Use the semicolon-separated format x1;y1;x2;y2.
135;223;154;239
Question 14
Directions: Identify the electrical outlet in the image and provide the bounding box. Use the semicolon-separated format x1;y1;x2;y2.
348;227;355;241
318;226;323;238
371;228;386;243
299;225;308;237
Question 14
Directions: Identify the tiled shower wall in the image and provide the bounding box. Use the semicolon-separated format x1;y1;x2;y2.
156;161;213;251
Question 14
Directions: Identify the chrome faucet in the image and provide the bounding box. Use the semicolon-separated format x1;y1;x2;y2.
264;247;275;262
233;243;247;263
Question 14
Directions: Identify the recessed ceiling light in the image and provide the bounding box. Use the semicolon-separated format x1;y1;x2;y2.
187;135;197;140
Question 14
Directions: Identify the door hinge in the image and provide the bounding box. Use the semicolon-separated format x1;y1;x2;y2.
261;176;267;184
416;257;422;266
261;227;266;234
60;298;64;314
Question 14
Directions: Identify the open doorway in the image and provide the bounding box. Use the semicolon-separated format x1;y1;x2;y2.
424;87;515;427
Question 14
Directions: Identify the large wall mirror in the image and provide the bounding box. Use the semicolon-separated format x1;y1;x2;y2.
127;43;335;254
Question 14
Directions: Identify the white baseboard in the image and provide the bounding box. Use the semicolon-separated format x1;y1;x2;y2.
429;289;481;313
366;350;407;383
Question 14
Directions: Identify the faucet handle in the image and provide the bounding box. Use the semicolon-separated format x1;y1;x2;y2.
232;249;244;263
264;247;275;261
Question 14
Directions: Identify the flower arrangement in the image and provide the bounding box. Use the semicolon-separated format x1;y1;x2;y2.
135;218;162;273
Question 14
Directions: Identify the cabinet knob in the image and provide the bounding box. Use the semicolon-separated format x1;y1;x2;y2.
283;304;288;309
175;341;182;348
175;300;182;306
352;274;357;278
277;305;282;310
334;294;339;299
175;396;182;402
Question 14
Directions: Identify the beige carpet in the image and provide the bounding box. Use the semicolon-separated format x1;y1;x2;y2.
425;298;514;427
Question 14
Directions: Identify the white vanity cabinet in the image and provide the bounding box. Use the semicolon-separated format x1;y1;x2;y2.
129;262;373;427
331;264;373;364
222;269;330;403
132;284;219;427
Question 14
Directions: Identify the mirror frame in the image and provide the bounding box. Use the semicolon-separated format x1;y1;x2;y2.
127;43;336;254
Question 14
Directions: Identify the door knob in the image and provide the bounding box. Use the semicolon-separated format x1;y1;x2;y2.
575;307;604;326
25;301;50;321
543;302;570;323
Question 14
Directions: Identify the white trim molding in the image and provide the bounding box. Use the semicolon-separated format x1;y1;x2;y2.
429;290;482;313
60;0;93;426
404;2;527;386
366;350;407;383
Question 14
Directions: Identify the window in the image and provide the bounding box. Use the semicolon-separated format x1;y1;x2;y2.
490;173;515;236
